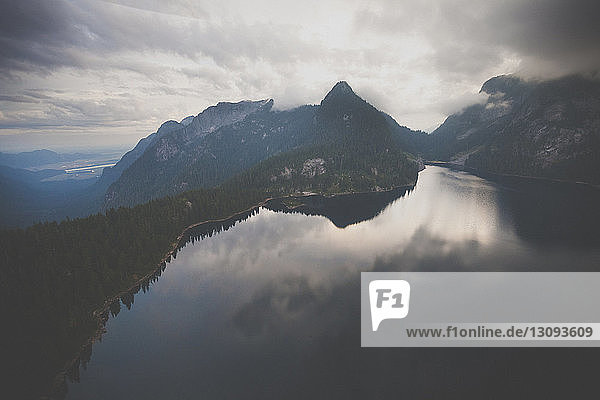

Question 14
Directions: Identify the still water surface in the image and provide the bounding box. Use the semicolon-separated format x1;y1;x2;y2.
67;166;600;399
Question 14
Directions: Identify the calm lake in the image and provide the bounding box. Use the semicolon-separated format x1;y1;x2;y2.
66;166;600;399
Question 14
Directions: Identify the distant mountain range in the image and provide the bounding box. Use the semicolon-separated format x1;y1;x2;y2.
0;149;118;227
103;74;598;213
0;149;85;169
1;74;599;228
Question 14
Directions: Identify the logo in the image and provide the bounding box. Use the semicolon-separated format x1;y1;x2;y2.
369;280;411;331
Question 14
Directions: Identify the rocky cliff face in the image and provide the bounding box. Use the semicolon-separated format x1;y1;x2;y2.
150;99;274;164
97;120;182;190
428;74;600;184
104;99;316;209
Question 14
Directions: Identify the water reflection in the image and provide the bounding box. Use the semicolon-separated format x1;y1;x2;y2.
66;166;600;399
264;186;411;228
495;177;600;247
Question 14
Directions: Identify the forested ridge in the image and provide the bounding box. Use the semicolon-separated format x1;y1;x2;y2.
0;183;269;399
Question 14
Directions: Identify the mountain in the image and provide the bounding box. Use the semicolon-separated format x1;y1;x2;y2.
104;81;423;209
317;81;397;147
0;149;60;168
97;120;183;190
425;74;600;184
103;99;317;209
230;81;421;195
382;112;430;155
8;75;598;226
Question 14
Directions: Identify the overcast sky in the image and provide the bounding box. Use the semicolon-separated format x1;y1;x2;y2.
1;0;599;152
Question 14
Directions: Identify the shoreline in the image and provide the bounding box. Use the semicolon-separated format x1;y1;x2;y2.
48;196;274;398
425;161;600;189
48;183;415;398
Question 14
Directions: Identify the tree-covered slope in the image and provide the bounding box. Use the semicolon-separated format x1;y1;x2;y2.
0;183;270;399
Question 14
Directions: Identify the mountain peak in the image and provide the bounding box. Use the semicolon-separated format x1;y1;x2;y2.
331;81;353;93
321;81;359;106
480;75;525;96
156;120;182;136
327;81;354;95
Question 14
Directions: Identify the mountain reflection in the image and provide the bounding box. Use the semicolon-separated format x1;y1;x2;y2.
264;187;411;228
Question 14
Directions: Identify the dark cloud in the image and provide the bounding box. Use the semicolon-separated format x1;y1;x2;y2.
490;0;600;76
0;0;317;77
0;0;71;43
492;1;600;55
2;1;599;79
358;0;600;78
0;1;86;74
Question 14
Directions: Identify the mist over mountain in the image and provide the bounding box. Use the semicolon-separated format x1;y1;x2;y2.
422;74;600;184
